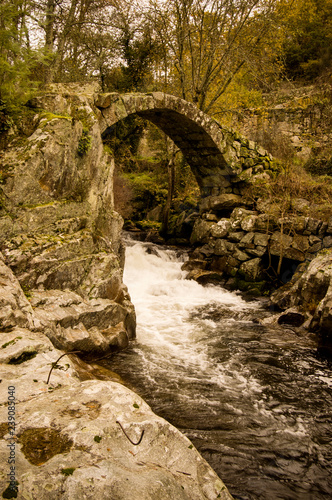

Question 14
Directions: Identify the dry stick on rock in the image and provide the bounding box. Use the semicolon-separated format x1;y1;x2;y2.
116;420;145;446
46;351;82;384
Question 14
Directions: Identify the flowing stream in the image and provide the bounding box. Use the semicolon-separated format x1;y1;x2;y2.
104;235;332;500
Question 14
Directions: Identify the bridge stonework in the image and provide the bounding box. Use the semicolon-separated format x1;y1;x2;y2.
95;92;275;199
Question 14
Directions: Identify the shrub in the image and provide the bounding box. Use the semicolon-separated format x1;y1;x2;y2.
77;129;92;156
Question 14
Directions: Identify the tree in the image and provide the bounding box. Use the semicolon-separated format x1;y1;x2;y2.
0;0;35;103
146;0;278;113
277;0;332;81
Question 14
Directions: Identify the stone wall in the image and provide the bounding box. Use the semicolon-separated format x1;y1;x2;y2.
186;205;332;295
225;92;332;163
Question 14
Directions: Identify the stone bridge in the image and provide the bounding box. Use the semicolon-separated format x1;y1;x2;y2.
95;92;274;198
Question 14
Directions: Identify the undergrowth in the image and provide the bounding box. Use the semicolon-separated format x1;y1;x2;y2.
244;162;332;221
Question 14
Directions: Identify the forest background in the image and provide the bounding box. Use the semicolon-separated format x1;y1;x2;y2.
1;0;332;233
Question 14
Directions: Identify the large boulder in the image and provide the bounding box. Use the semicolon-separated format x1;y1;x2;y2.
270;250;332;341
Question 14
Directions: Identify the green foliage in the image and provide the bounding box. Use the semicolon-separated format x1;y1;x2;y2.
104;24;158;93
244;161;332;221
103;114;146;166
94;435;102;443
280;0;332;81
136;220;162;231
0;1;40;107
61;468;75;476
0;100;14;133
77;129;92;157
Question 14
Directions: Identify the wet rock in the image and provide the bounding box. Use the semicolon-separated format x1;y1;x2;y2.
239;258;263;281
181;259;207;272
186;270;224;285
277;308;307;327
271;250;332;341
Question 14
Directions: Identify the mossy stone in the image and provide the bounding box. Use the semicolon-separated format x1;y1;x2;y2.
18;428;73;465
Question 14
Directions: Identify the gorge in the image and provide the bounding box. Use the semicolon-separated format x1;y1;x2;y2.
0;85;331;499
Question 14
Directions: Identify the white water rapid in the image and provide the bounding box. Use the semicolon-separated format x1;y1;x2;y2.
123;238;261;395
105;235;332;500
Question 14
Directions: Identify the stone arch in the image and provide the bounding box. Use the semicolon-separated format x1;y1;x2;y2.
96;92;245;197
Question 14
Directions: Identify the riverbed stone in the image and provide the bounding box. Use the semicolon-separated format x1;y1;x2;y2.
277;308;307;327
270;250;332;341
210;219;231;238
239;258;263;281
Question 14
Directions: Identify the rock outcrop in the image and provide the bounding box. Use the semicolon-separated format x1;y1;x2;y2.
270;249;332;342
0;85;135;356
186;204;332;295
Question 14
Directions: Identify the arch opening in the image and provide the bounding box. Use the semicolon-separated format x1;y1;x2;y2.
101;108;231;198
102;114;200;236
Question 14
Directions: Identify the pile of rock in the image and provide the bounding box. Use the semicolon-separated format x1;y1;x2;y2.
186;202;332;295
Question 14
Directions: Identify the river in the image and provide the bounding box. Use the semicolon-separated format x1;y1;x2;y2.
103;235;332;500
